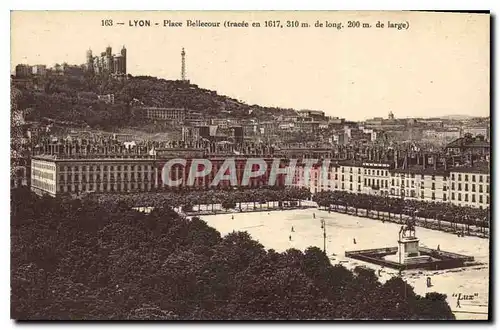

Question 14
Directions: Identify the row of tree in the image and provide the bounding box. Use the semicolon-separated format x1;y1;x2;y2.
313;191;489;229
11;187;455;320
91;187;312;213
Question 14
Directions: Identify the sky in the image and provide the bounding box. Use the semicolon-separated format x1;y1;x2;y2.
11;11;490;121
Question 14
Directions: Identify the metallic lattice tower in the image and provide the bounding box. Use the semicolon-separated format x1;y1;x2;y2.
181;48;186;81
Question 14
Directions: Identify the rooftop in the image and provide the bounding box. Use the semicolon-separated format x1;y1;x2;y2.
447;137;490;148
391;165;449;176
450;162;490;174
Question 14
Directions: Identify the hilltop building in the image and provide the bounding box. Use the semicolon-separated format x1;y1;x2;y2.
85;45;127;75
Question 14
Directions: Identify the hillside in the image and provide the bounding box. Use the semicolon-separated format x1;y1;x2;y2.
12;74;297;132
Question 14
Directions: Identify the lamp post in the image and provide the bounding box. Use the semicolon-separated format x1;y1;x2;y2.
320;218;326;253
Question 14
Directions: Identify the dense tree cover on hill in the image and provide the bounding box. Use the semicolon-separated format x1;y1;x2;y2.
13;74;295;131
313;191;489;229
11;187;454;320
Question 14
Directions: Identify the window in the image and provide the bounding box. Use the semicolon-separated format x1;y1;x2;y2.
364;178;367;185
472;175;476;182
357;185;361;191
479;175;483;182
479;185;483;193
458;174;462;181
350;175;353;182
432;192;435;200
431;183;435;190
364;169;367;175
472;195;476;203
458;183;462;191
479;195;483;204
465;194;468;202
358;177;361;183
432;175;435;180
349;184;353;191
472;184;476;192
487;185;490;194
422;175;425;180
487;196;490;204
452;182;455;190
465;175;468;182
342;175;344;181
486;176;489;183
385;181;388;188
451;173;455;180
377;170;380;176
342;183;344;189
443;194;447;201
421;191;424;199
358;168;361;174
392;179;394;186
451;192;455;200
458;193;462;201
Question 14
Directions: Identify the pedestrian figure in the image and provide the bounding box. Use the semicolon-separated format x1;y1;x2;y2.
353;238;357;244
437;244;440;251
456;294;461;308
291;226;294;232
313;213;316;219
231;215;234;220
289;235;292;241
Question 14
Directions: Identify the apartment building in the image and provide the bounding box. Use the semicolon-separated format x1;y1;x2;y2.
449;164;490;209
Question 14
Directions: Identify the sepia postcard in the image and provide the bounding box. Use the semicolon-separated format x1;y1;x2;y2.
10;10;491;321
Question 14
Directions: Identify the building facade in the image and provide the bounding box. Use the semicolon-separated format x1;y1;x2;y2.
449;165;490;209
140;107;186;121
86;46;127;75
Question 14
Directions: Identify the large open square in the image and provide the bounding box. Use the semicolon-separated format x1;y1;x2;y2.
202;208;489;320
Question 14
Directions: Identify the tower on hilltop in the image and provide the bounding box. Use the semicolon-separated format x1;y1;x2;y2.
121;45;127;74
181;47;186;82
86;48;94;73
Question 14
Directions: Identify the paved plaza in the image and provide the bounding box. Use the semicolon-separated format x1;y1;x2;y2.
202;208;489;320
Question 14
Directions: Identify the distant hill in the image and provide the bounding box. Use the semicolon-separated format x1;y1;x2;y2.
12;74;297;131
431;115;475;120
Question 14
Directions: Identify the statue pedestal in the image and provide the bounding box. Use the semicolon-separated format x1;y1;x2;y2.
397;237;420;264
